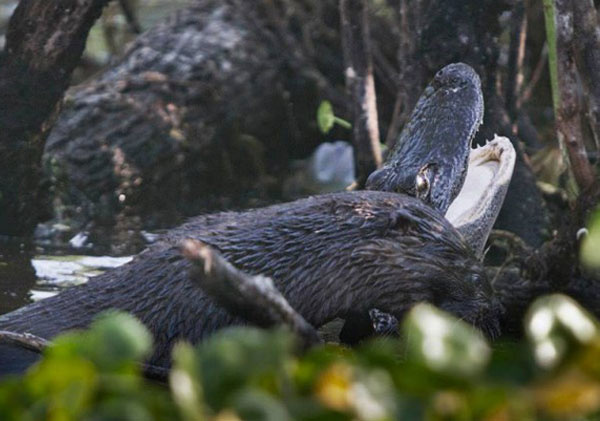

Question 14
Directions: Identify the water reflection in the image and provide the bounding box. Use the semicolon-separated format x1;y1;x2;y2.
0;249;132;316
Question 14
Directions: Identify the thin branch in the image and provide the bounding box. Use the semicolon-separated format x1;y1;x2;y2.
572;0;600;150
384;94;404;149
0;330;49;353
142;364;169;383
489;229;536;257
505;2;527;118
0;329;172;382
118;0;142;34
518;43;548;106
386;0;416;151
339;0;382;187
371;45;399;94
543;0;596;192
181;239;322;349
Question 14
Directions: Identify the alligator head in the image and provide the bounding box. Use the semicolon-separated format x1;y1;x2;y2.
365;62;515;255
345;64;514;342
344;135;515;343
366;62;484;214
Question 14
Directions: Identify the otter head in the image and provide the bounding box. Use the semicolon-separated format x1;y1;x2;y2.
373;251;503;339
431;264;503;339
407;241;503;339
354;202;503;339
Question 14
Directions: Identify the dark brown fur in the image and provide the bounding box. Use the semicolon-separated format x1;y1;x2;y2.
0;191;501;369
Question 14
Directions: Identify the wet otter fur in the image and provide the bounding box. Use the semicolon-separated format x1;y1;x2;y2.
0;191;501;371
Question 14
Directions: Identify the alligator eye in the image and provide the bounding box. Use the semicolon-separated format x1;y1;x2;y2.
415;173;429;196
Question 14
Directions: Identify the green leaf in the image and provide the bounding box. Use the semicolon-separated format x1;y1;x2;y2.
232;389;292;421
581;208;600;269
171;343;206;421
44;311;152;374
317;101;335;134
402;303;491;379
525;294;599;370
194;327;294;410
26;357;98;419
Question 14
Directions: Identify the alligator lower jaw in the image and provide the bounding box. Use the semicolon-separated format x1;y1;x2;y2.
445;135;516;258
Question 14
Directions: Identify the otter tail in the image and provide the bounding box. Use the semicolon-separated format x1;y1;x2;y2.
0;344;39;377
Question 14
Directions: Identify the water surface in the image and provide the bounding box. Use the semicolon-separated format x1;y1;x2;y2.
0;251;132;316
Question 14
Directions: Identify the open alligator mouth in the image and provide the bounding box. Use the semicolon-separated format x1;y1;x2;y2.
445;135;516;257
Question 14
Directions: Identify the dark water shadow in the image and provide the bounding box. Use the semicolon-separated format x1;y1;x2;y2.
0;246;36;316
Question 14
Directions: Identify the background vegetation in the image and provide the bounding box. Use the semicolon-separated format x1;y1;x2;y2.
2;0;600;419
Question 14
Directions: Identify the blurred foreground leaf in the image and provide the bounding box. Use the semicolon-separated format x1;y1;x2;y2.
190;327;294;410
581;208;600;269
0;311;173;420
402;303;491;380
2;300;600;419
526;294;598;370
534;369;600;419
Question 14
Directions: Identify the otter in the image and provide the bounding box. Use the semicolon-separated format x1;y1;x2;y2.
0;191;502;372
0;63;510;373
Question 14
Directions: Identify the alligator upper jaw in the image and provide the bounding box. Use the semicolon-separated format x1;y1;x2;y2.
444;135;516;258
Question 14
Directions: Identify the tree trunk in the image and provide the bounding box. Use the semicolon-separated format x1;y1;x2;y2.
0;0;110;237
572;0;600;151
544;0;596;192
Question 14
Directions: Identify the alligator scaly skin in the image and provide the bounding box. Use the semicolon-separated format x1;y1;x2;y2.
366;63;483;214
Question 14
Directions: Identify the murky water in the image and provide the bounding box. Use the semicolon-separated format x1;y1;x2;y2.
0;250;132;316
